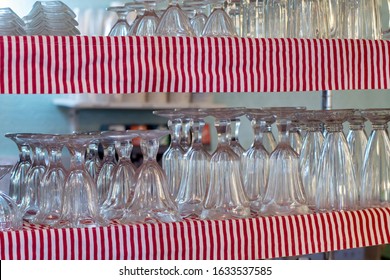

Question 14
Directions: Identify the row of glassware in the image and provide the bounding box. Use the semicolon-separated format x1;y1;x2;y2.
107;0;389;39
0;107;389;231
0;1;80;36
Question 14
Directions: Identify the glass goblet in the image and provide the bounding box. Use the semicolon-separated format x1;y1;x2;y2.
32;134;67;226
295;110;325;210
229;116;245;158
85;133;101;183
202;0;237;37
0;165;23;231
153;109;186;199
107;6;132;36
175;109;211;218
200;107;251;220
120;130;182;224
360;109;390;208
156;2;196;36
243;109;274;213
56;133;107;228
4;133;32;208
260;108;310;216
100;131;139;221
316;109;358;212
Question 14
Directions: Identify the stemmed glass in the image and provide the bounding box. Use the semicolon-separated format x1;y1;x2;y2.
4;133;32;208
132;0;160;36
0;165;23;231
316;109;358;212
289;115;304;155
346;109;368;203
107;5;132;36
16;133;48;221
96;133;117;207
260;107;309;216
295;110;325;210
360;109;390;208
243;109;274;213
200;107;251;220
202;0;237;36
100;131;139;220
260;114;277;154
56;133;107;228
32;134;67;226
183;0;209;36
120;130;182;223
175;109;211;218
156;0;196;36
229;116;245;157
153;110;186;199
264;0;289;38
85;133;101;183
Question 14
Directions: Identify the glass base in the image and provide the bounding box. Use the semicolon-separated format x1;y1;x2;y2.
260;202;311;216
177;202;203;218
55;216;108;228
120;210;182;224
200;206;251;220
100;208;125;221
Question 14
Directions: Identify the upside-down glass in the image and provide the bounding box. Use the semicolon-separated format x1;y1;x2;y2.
100;131;139;220
120;130;182;223
56;133;107;228
153;109;185;199
156;1;196;36
361;109;390;208
85;133;101;182
202;0;238;37
17;133;48;221
260;108;309;216
242;0;266;38
295;110;324;210
175;109;211;218
200;108;251;220
107;6;132;36
265;0;288;38
243;110;273;212
5;133;32;208
0;165;23;231
346;109;368;204
261;114;277;154
316;109;358;212
184;0;209;36
289;114;304;155
32;134;67;226
96;133;117;207
229;116;245;157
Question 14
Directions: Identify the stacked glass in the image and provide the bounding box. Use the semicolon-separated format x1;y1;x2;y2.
0;8;26;35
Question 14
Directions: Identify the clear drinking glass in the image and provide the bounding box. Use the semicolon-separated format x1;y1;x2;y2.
120;130;182;223
85;133;101;183
17;133;48;221
100;131;139;221
260;108;310;216
175;109;211;218
56;133;107;228
0;165;23;231
360;109;390;208
243;109;273;213
261;114;277;154
264;0;288;38
346;109;368;204
202;0;238;37
242;0;266;38
5;133;32;208
32;134;67;226
183;0;209;36
156;1;196;36
153;109;186;199
295;110;324;210
229;116;245;157
316;109;358;212
200;107;251;220
289;115;304;155
96;133;117;207
107;6;132;36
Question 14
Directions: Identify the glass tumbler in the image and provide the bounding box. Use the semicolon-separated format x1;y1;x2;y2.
316;109;358;212
360;109;390;208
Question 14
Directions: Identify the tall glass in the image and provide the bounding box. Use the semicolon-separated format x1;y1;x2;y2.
316;109;357;212
156;1;196;36
202;0;238;36
85;133;101;183
120;130;182;223
175;109;211;218
361;109;390;208
4;133;32;208
260;108;309;216
56;133;107;228
107;6;132;36
264;0;288;38
200;108;251;220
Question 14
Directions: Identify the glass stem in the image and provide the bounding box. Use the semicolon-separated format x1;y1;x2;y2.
141;138;159;161
277;118;291;144
191;118;205;148
215;118;230;146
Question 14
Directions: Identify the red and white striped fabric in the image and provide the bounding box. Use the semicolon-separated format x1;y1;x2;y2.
0;36;389;94
1;207;389;260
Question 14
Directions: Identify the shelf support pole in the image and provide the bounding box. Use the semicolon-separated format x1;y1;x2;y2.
321;90;332;110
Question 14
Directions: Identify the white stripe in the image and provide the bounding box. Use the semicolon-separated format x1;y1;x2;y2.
189;38;196;92
10;231;17;260
271;217;279;257
42;230;48;259
168;222;176;260
211;37;218;92
117;38;124;93
204;38;210;92
277;216;286;257
80;36;87;93
103;37;109;93
182;221;189;260
261;218;267;258
65;36;72;93
154;37;162;93
124;37;131;93
57;36;65;93
340;39;347;89
245;218;252;259
188;219;196;260
298;39;304;91
154;223;161;260
378;40;385;89
3;36;9;93
203;220;210;259
141;224;147;260
252;39;258;92
18;36;25;93
368;208;382;244
348;39;353;89
139;37;147;92
11;36;18;93
317;39;323;90
176;38;184;92
272;38;278;92
328;211;337;251
95;37;102;93
161;37;169;92
367;40;372;89
117;225;123;260
196;219;204;260
353;210;364;247
57;227;63;259
324;213;332;252
133;224;139;259
146;37;154;93
285;39;291;91
211;220;218;259
71;36;79;93
87;227;94;260
310;214;319;253
336;39;342;89
217;220;225;259
238;38;244;92
96;227;103;260
20;230;26;260
26;36;33;93
278;38;285;92
110;37;117;93
34;36;41;93
233;220;240;259
353;40;359;89
360;40;365;89
378;208;389;243
168;37;176;92
297;215;306;255
289;216;297;256
239;219;246;259
132;37;139;93
161;222;168;260
197;38;204;92
385;41;390;88
304;39;310;91
310;39;316;90
79;228;86;260
149;223;156;260
225;37;232;92
265;39;271;92
26;230;34;259
3;232;10;259
125;225;131;259
373;40;379;89
334;211;342;251
252;218;260;260
88;36;95;93
71;228;78;259
111;226;117;259
246;38;252;92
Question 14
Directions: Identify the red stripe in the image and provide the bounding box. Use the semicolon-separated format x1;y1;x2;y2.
370;208;384;244
301;39;307;91
150;37;157;92
7;37;12;93
129;225;135;259
248;218;255;259
84;228;90;260
69;37;76;93
356;210;368;246
286;215;296;256
293;38;300;91
30;36;37;93
370;40;376;89
15;230;22;259
75;36;82;93
296;215;306;255
373;208;387;242
179;36;186;92
39;229;45;259
122;37;129;93
0;232;6;259
320;39;326;90
113;225;120;260
92;227;98;260
227;37;234;92
114;37;121;93
254;38;261;92
281;38;287;92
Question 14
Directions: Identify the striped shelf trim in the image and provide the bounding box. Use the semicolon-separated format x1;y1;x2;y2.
0;36;389;93
1;207;389;260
